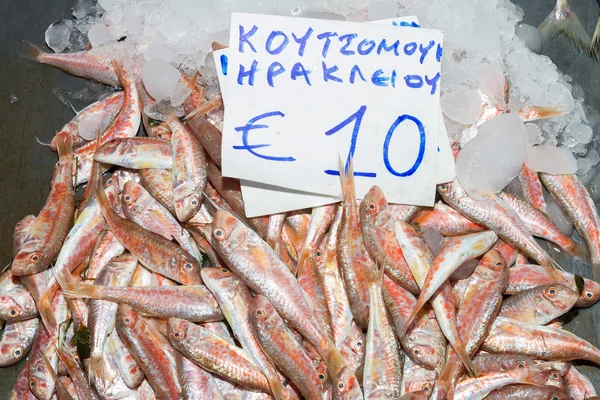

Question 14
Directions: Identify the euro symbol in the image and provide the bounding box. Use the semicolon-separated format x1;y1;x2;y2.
233;111;296;162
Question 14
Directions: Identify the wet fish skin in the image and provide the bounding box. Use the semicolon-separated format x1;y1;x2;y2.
13;134;74;276
12;358;37;400
107;333;145;390
400;356;436;396
0;285;38;322
116;305;182;400
296;204;336;275
167;317;272;395
186;114;223;167
56;346;100;400
0;318;40;367
85;230;125;280
139;168;176;215
506;263;600;308
12;215;36;257
332;366;364;400
250;295;323;400
166;114;208;222
361;185;419;293
540;173;600;275
518;164;547;213
482;316;600;365
175;350;224;400
411;202;484;236
28;326;58;400
94;137;173;169
453;366;548;400
565;364;597;400
472;353;535;375
499;284;578;324
485;384;570;400
209;208;346;378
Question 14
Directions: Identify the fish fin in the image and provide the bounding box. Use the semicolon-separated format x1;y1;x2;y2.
295;248;309;278
322;344;347;379
397;298;426;337
110;60;126;82
21;41;45;62
519;106;567;121
451;339;479;377
38;291;58;335
431;357;458;399
539;0;594;55
563;239;591;262
56;131;73;160
89;354;105;384
338;154;355;202
56;268;102;299
184;96;223;121
35;136;53;148
266;377;286;400
593;16;600;51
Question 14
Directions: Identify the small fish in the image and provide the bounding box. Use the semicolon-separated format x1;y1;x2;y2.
167;317;271;395
121;180;200;259
186;113;223;167
499;191;588;259
332;366;363;400
267;213;287;257
27;326;58;400
41;352;74;400
361;186;419;294
540;173;600;276
337;162;372;329
12;215;36;257
298;253;334;342
498;284;578;324
485;383;570;399
539;0;596;59
116;305;182;399
296;204;336;276
55;345;100;400
518;164;547;213
411;202;485;236
565;364;597;400
107;333;145;390
438;180;564;281
483;316;600;365
23;42;120;86
175;350;225;400
166;113;208;222
399;230;497;336
95;181;201;285
94;137;173;169
249;295;323;400
59;270;221;321
0;285;38;322
506;263;600;308
209;208;347;378
0;318;40;367
12;133;74;276
491;240;519;268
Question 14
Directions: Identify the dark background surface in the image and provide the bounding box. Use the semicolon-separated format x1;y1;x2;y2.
1;0;599;397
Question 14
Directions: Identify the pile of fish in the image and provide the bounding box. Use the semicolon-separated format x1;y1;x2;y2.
5;39;600;400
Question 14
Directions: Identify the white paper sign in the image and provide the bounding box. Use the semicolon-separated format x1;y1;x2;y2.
222;13;443;207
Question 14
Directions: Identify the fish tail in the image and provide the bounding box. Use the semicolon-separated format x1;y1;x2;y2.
266;376;286;400
564;239;590;262
337;155;355;202
295;248;309;278
89;354;105;383
110;60;126;82
592;16;600;50
451;338;478;377
539;0;594;55
38;291;58;335
431;357;458;399
397;299;425;337
183;96;223;121
322;343;347;378
56;268;102;300
519;105;567;121
21;41;46;62
56;132;73;160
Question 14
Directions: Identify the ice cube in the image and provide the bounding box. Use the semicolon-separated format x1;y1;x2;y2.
571;84;585;100
546;195;573;236
577;157;593;175
78;111;112;140
565;123;593;144
524;123;542;145
143;41;177;63
515;23;543;54
68;26;90;52
97;0;121;11
170;79;192;107
45;19;74;53
72;0;97;19
142;59;181;101
440;86;482;125
88;23;114;47
586;109;600;128
525;145;578;174
587;149;600;166
475;62;506;108
456;114;528;198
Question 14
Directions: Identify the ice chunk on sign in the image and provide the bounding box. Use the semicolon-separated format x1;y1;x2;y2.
456;114;527;199
440;86;481;125
222;13;443;206
525;145;577;174
45;19;74;53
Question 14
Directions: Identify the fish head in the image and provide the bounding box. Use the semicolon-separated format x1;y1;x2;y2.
28;374;53;400
0;289;37;321
405;321;444;370
477;249;508;281
544;369;566;389
116;304;141;333
404;381;434;398
536;284;578;320
167;317;191;345
121;181;150;214
173;182;202;222
576;278;600;307
211;209;245;250
332;366;362;400
0;331;25;367
169;252;202;285
14;215;35;234
152;124;172;141
200;267;235;292
11;248;48;276
361;185;389;226
249;295;278;330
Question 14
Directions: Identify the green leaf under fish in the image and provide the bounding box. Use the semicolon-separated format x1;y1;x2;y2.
574;274;585;295
73;325;91;360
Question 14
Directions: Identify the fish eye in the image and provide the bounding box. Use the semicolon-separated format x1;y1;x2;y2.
171;330;183;340
13;347;22;357
438;184;447;190
29;380;36;389
213;228;226;240
517;361;527;368
157;133;163;138
255;310;264;317
220;268;229;274
367;203;376;211
123;195;132;203
8;308;18;317
422;384;432;393
15;222;21;228
210;197;219;203
106;178;114;185
318;373;326;381
183;263;193;270
29;253;40;262
123;317;131;325
190;198;199;206
585;291;594;299
316;251;322;257
494;260;504;268
355;340;362;348
412;347;421;356
551;396;559;400
551;372;559;380
545;287;558;298
337;383;344;389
